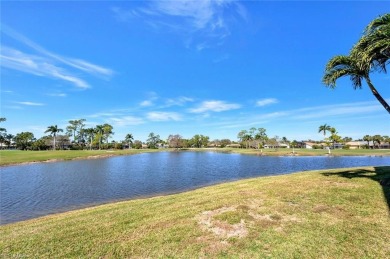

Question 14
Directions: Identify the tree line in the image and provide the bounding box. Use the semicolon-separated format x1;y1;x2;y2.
0;117;388;151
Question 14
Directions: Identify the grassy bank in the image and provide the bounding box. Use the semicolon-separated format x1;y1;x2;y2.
0;149;161;166
206;147;390;157
1;166;389;258
1;148;389;166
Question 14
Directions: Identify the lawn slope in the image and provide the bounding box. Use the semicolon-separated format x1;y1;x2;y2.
1;166;389;258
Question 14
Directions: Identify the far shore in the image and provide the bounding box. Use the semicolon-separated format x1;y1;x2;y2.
1;148;390;167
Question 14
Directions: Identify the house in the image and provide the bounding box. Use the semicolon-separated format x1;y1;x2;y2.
226;144;241;148
264;143;289;149
346;141;367;149
303;142;317;149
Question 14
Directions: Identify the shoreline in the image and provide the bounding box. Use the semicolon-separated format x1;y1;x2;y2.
1;148;390;167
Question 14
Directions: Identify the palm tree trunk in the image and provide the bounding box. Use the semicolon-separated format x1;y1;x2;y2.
365;77;390;114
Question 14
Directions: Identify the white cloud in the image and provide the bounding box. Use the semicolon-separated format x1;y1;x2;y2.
47;93;67;97
255;98;278;107
107;116;145;127
15;101;45;106
147;111;182;121
189;100;240;113
113;0;246;49
140;100;154;107
139;91;159;107
291;101;384;120
1;25;113;88
165;96;194;107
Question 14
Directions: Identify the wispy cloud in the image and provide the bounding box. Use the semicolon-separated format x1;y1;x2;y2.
1;25;113;88
47;93;67;97
164;96;194;107
139;91;158;107
189;100;240;113
88;112;123;118
15;101;45;106
113;0;247;49
204;100;385;130
147;111;182;121
291;101;384;120
140;100;154;107
255;98;279;107
107;116;145;127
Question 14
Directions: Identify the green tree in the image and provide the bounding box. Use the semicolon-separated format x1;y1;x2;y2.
102;124;114;144
329;128;342;150
363;135;373;149
220;139;231;148
95;125;104;150
323;14;390;114
383;135;390;147
290;140;298;154
45;125;63;150
4;133;14;149
125;133;134;149
133;140;143;149
83;128;95;150
255;128;268;151
373;134;383;149
318;124;332;137
146;132;161;149
14;132;35;150
0;117;6;133
355;14;390;76
66;119;86;144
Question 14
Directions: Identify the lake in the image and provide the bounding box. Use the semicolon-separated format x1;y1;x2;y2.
1;151;389;224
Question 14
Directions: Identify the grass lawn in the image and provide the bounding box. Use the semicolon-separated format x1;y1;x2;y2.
1;148;389;166
1;166;389;258
0;149;161;166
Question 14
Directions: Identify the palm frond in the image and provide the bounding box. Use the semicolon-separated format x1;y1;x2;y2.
364;13;390;35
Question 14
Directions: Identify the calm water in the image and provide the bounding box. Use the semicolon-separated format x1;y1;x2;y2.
1;151;389;224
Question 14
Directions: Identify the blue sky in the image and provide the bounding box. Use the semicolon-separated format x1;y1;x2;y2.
1;1;389;142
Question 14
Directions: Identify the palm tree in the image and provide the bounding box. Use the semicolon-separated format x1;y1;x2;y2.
5;134;14;149
323;14;390;114
45;125;63;150
125;133;134;149
95;125;104;150
102;124;114;144
363;135;373;149
0;117;6;133
359;13;390;71
84;128;95;150
318;124;332;137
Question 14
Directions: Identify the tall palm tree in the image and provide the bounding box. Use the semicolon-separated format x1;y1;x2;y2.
323;55;390;114
360;13;390;70
363;135;373;149
318;124;332;137
84;128;95;150
95;125;104;150
125;133;134;149
323;14;390;114
45;125;63;150
102;124;114;144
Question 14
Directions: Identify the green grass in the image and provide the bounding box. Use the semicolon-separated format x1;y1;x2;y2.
208;147;390;157
1;148;389;166
0;149;161;166
1;166;389;258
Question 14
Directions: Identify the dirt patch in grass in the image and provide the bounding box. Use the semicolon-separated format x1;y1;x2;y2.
196;206;248;239
196;200;303;241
